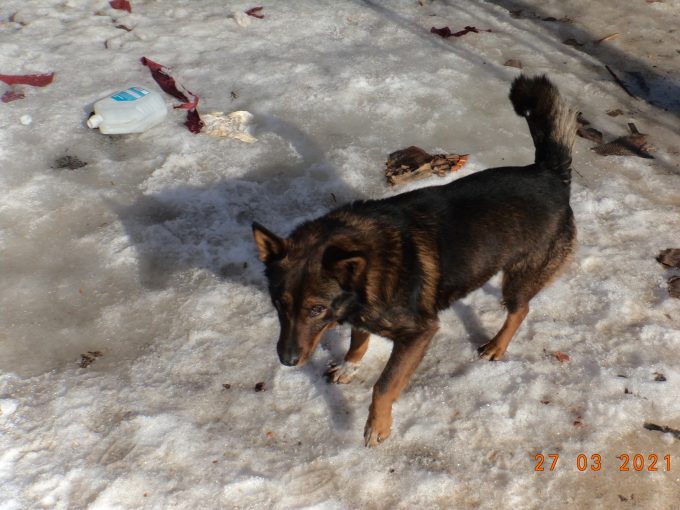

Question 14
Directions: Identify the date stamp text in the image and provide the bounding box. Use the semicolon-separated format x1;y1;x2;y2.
534;453;671;472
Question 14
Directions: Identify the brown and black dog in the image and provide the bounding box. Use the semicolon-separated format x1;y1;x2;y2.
253;75;577;447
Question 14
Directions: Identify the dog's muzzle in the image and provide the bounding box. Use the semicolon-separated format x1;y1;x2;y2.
277;340;300;366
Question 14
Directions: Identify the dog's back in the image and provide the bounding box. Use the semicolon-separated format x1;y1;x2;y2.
322;75;577;328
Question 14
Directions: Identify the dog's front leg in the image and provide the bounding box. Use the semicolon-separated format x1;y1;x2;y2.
364;321;439;447
327;328;370;384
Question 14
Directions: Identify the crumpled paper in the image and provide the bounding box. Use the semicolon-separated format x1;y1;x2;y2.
201;111;257;143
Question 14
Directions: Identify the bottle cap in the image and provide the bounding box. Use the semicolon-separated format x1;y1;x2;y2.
87;114;103;129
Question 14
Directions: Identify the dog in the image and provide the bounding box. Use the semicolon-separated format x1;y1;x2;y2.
252;75;577;447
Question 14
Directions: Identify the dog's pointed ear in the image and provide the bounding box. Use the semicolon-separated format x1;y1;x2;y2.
322;244;366;288
252;222;288;263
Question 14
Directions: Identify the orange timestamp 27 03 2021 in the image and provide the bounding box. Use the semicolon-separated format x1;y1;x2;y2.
534;453;671;472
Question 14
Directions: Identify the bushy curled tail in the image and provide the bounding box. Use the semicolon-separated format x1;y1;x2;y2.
509;75;577;184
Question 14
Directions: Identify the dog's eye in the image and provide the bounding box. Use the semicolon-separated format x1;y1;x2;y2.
309;304;326;318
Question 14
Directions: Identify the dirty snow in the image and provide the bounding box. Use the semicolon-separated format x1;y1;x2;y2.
1;0;680;508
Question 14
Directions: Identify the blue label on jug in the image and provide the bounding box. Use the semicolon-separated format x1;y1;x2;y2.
111;87;150;101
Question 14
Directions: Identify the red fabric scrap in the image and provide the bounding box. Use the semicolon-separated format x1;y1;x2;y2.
141;57;190;102
1;90;25;103
431;26;491;38
0;73;54;87
245;7;264;19
140;57;203;134
430;26;453;38
110;0;132;13
185;109;204;134
452;26;480;37
174;96;200;110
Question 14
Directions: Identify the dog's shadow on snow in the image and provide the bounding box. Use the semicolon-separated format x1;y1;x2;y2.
304;327;358;432
114;116;366;432
451;283;503;349
113;115;363;290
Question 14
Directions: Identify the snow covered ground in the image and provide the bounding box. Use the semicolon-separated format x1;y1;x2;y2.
1;0;680;508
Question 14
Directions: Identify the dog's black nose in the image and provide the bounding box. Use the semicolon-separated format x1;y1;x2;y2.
281;355;299;367
277;340;300;366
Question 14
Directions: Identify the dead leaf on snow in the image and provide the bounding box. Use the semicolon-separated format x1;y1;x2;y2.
80;351;103;368
385;146;468;186
245;7;264;19
657;248;680;268
504;59;523;69
577;127;603;144
554;351;570;363
591;123;655;159
1;89;24;103
430;26;492;38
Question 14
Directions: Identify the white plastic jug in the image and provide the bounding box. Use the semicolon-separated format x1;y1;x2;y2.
87;86;168;134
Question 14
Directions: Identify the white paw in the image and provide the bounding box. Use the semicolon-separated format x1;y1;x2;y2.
325;361;360;384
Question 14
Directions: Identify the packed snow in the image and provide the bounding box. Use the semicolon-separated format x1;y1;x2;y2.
1;0;680;508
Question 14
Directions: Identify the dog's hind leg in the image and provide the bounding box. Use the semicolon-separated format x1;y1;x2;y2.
479;224;575;361
326;329;370;384
364;322;439;447
478;304;529;361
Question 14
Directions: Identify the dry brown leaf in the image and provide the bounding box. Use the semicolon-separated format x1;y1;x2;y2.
385;146;468;186
80;351;103;368
591;134;655;158
503;59;522;69
554;351;570;363
577;127;603;144
592;123;654;158
657;248;680;268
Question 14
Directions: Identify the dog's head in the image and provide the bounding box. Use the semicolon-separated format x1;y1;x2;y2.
252;221;366;367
